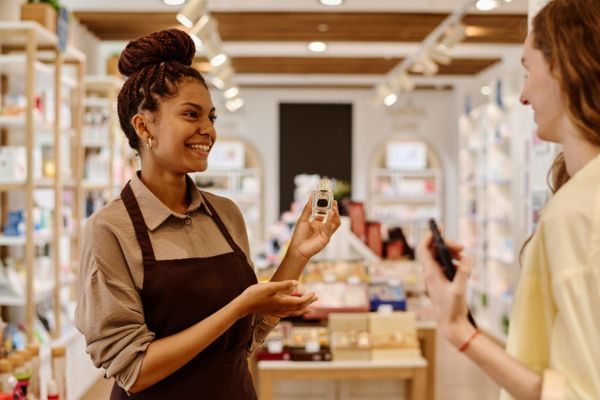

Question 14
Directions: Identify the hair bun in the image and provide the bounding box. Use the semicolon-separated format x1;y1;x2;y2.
118;29;196;77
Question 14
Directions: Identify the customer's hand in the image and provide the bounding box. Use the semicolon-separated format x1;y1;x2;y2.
236;280;318;318
417;232;475;347
288;197;341;262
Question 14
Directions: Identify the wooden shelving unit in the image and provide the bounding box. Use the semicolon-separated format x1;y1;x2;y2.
0;21;85;342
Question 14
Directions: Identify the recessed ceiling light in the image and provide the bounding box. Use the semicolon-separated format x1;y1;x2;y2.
308;41;328;53
163;0;186;5
319;0;344;5
476;0;498;11
480;85;492;96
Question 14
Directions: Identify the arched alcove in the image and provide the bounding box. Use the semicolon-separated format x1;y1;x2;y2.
368;135;444;246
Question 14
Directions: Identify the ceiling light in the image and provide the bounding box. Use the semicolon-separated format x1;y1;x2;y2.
476;0;498;11
441;23;467;47
481;85;492;96
411;54;438;76
225;97;245;112
224;87;239;99
307;41;328;53
384;93;398;107
176;0;207;28
390;72;415;93
163;0;186;5
210;53;227;68
319;0;344;5
190;34;202;49
189;14;216;39
429;44;452;65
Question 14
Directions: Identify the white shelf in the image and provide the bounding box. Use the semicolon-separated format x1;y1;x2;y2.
0;54;78;90
374;168;438;178
372;194;438;203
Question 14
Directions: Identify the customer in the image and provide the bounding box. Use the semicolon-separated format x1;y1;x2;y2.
75;29;340;400
418;0;600;399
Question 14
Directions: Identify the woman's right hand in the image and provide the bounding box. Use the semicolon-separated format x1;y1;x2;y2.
236;280;318;319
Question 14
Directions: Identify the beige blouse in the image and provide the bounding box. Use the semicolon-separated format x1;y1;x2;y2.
75;172;274;392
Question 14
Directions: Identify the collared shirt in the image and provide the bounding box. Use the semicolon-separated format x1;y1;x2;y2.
75;172;274;392
500;154;600;400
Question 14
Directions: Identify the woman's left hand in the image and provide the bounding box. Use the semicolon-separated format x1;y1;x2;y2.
287;197;341;261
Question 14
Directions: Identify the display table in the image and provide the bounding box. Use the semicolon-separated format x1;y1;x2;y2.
258;358;427;400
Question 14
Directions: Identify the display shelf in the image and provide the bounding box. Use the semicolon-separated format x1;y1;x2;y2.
0;21;86;341
458;88;528;344
368;140;443;246
191;140;264;247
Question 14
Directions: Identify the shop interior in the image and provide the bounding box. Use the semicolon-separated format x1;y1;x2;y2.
0;0;557;399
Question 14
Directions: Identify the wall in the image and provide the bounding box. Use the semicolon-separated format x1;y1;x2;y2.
213;87;459;238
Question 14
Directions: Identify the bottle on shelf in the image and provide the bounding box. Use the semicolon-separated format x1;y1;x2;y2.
46;379;59;400
0;358;13;396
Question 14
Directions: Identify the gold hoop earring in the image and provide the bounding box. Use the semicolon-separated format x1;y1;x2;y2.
146;137;153;150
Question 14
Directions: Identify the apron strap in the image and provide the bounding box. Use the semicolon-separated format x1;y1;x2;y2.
200;192;244;255
121;182;157;265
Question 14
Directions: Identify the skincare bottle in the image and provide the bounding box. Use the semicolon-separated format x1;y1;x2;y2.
311;178;334;222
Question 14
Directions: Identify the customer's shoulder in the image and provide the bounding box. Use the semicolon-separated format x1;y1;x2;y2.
542;175;599;227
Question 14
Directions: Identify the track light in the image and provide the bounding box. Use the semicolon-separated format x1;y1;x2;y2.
189;14;217;40
225;97;245;112
210;53;227;68
376;84;398;107
176;0;208;28
224;87;239;99
429;44;452;65
441;23;467;48
411;54;438;76
390;72;415;93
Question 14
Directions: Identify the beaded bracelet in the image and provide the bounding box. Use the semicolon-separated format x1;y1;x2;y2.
459;330;480;352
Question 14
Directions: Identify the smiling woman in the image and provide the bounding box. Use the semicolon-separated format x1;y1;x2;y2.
74;28;341;400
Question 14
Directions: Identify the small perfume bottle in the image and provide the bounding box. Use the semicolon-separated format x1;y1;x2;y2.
311;178;334;222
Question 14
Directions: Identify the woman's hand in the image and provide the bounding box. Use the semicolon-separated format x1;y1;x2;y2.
417;232;476;347
287;197;342;262
236;280;318;319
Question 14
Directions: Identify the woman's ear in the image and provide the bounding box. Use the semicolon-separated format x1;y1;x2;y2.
131;113;150;142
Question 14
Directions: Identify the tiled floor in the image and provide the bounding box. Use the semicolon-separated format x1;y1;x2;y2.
82;332;500;400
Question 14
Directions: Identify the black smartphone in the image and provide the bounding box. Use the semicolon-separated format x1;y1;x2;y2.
428;219;477;328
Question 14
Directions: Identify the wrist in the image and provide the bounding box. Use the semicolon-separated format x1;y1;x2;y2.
232;294;250;319
284;244;310;265
447;320;478;349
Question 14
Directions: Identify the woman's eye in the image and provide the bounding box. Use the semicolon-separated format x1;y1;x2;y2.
184;111;198;118
210;114;218;122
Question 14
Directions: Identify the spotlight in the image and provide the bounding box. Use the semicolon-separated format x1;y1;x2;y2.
376;84;398;107
224;87;240;99
480;85;492;96
307;41;328;53
210;53;227;68
390;72;415;93
429;44;452;65
189;15;216;40
476;0;498;11
441;23;467;47
176;0;208;28
411;54;438;76
225;97;245;112
163;0;186;5
319;0;343;5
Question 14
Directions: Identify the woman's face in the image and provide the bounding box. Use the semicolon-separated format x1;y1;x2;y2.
145;79;217;174
520;34;566;143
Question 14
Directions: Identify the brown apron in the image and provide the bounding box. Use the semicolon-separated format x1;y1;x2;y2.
110;182;258;399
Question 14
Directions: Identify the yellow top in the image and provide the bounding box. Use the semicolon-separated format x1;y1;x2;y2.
500;154;600;400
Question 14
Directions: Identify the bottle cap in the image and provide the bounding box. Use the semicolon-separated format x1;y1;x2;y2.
318;178;332;192
0;359;13;373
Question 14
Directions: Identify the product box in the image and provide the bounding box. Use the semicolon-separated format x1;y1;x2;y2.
328;313;368;332
328;313;370;361
368;312;421;360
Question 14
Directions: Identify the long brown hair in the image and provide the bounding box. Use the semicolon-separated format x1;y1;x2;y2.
520;0;600;261
116;29;208;150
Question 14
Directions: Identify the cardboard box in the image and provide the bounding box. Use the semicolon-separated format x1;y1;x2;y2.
328;313;368;332
368;312;421;359
21;3;57;33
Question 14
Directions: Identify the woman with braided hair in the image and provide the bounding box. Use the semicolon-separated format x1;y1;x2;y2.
75;29;340;399
418;0;600;399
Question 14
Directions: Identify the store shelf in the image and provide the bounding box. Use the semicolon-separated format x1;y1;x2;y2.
82;181;111;191
372;194;438;203
84;97;112;108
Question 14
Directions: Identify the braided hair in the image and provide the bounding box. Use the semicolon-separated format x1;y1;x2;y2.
117;29;208;150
